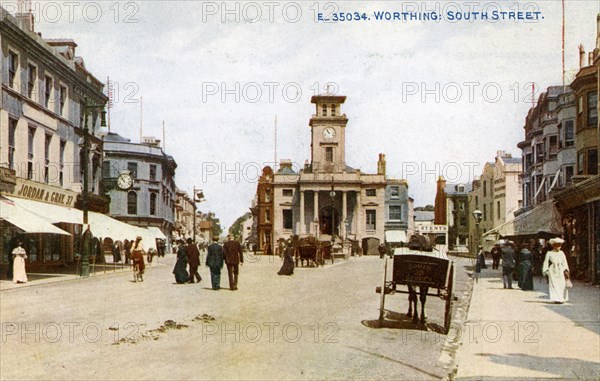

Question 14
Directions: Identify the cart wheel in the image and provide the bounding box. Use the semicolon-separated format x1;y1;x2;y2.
444;262;455;334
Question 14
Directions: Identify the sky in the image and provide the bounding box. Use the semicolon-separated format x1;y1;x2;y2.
8;0;600;230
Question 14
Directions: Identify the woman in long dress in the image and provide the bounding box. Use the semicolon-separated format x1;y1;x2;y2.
12;242;28;284
173;240;189;284
518;248;534;291
542;238;569;303
278;240;295;276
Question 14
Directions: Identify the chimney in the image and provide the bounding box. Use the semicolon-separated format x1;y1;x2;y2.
377;153;386;176
496;150;505;158
589;52;594;66
579;44;586;68
15;12;34;33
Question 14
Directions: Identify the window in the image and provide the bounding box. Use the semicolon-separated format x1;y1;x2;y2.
265;208;271;222
548;135;558;159
8;119;16;170
588;149;598;175
44;134;51;184
578;96;583;114
27;64;36;99
59;85;67;115
388;205;402;221
265;189;271;202
127;191;137;214
331;104;337;116
282;189;293;197
127;162;138;178
535;142;544;163
44;76;53;108
102;160;111;178
565;165;574;185
496;201;501;219
366;210;376;230
483;180;487;197
8;51;17;88
564;120;574;147
390;186;400;199
27;127;35;180
587;91;598;127
577;152;585;175
325;147;333;162
59;141;66;186
322;104;328;116
149;164;157;181
483;204;487;221
366;189;376;197
475;195;479;208
150;193;157;216
282;209;293;229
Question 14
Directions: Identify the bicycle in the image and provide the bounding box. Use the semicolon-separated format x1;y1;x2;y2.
132;260;143;282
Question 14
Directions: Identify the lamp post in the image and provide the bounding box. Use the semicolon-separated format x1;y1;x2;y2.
80;100;106;277
329;176;336;244
472;209;483;259
192;187;205;243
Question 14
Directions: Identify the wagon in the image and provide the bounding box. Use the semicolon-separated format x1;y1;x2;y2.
375;235;455;334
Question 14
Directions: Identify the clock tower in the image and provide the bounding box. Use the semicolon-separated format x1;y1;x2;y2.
309;93;348;173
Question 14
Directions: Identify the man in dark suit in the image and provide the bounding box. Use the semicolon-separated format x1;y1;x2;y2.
186;238;201;283
206;236;224;290
223;234;244;290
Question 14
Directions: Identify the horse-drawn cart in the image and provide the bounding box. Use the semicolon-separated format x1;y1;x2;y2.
375;235;455;334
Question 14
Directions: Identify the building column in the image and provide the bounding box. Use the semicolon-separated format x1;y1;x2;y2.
355;190;361;239
341;191;347;239
300;190;305;235
314;191;319;235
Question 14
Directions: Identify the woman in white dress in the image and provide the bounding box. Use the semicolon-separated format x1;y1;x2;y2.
12;242;28;284
542;237;569;304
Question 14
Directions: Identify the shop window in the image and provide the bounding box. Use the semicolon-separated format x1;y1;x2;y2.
127;191;137;215
283;209;293;229
366;210;376;230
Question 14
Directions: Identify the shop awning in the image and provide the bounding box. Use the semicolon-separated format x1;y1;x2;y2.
0;197;70;235
385;230;408;243
147;227;167;240
513;201;562;236
5;196;82;224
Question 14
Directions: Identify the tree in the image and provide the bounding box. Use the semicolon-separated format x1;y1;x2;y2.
415;205;435;211
206;212;223;239
229;212;252;241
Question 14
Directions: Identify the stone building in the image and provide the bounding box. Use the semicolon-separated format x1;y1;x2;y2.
101;133;177;248
174;188;194;240
265;93;407;255
434;177;471;250
0;9;108;270
251;166;274;253
384;177;411;244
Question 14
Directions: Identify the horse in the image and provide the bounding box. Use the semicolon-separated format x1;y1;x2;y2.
404;234;436;325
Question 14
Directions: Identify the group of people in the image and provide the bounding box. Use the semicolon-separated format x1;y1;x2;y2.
174;235;244;290
476;237;571;303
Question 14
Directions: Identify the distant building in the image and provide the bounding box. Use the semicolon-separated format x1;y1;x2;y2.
101;133;177;248
434;177;471;249
383;178;410;242
251;166;274;252
174;188;194;240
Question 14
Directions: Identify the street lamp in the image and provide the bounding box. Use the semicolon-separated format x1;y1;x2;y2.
80;100;106;277
329;176;336;244
192;187;205;243
472;209;483;258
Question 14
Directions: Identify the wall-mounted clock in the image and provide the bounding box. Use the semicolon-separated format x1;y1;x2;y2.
117;171;134;190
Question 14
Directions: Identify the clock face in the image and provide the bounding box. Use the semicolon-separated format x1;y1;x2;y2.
117;173;133;190
323;127;336;140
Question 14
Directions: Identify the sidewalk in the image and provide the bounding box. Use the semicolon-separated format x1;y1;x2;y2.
0;257;168;292
452;266;600;380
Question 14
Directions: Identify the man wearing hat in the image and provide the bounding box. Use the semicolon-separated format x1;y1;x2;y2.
223;234;244;290
542;237;570;303
186;238;202;284
206;236;224;290
501;241;516;289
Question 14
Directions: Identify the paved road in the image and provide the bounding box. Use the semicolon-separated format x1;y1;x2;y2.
0;253;472;380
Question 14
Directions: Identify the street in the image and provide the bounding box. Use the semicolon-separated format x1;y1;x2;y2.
1;254;472;380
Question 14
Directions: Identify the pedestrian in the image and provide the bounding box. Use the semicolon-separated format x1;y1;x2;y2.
490;243;501;269
278;239;295;276
378;243;387;259
173;239;189;284
542;237;570;304
474;246;485;283
206;236;224;290
12;241;28;284
501;241;515;289
123;239;132;265
186;238;202;284
112;242;122;263
518;248;534;291
223;234;244;290
131;236;145;277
